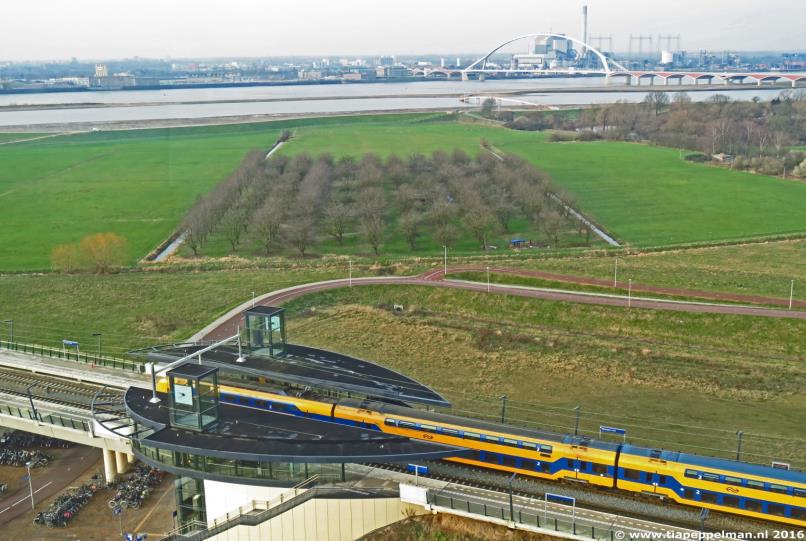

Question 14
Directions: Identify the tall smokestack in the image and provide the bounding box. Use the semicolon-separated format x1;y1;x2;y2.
582;5;589;54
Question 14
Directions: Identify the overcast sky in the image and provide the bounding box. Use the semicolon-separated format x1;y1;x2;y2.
1;0;804;61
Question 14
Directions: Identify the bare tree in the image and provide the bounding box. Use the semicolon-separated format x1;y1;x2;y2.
79;233;128;274
286;217;315;258
463;205;498;250
51;243;82;273
540;209;564;247
399;211;422;251
253;200;284;255
323;201;352;246
360;214;384;255
433;223;459;248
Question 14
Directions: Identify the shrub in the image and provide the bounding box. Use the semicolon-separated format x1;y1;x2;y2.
79;233;128;274
51;244;82;273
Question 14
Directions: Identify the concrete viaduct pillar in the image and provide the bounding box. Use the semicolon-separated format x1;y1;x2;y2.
127;453;136;465
115;451;129;475
103;449;117;484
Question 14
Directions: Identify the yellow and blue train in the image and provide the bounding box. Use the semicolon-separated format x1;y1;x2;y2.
160;377;806;527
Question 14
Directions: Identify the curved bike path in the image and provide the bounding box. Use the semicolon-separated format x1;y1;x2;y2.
197;270;805;342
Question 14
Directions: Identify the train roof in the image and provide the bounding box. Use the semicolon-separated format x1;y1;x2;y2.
143;343;450;408
371;400;621;451
621;445;806;484
124;387;466;464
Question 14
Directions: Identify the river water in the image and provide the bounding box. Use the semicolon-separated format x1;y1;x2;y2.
0;78;790;127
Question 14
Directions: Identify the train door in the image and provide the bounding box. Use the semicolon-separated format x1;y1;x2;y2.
650;471;664;494
569;457;580;479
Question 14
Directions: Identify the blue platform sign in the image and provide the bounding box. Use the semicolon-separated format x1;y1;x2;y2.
599;426;626;435
62;340;79;347
546;492;575;506
406;464;428;475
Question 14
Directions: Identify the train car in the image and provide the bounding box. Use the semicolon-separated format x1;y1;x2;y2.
617;445;806;527
154;377;806;526
337;400;622;489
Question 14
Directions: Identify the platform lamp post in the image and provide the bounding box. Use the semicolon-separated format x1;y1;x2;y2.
486;266;491;293
349;260;353;288
613;258;618;288
499;394;507;424
443;246;447;277
507;472;516;523
26;382;39;424
1;319;11;345
92;332;102;361
573;406;581;436
25;460;35;510
736;430;744;461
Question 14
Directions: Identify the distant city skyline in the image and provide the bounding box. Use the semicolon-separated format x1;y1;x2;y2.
1;0;805;62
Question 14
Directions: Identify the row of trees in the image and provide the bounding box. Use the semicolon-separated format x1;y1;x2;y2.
51;233;128;273
508;91;806;177
180;146;588;258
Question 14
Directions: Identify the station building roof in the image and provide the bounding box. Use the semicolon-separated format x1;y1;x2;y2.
144;342;449;408
125;386;465;464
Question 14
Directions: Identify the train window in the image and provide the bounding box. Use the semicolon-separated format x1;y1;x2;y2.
767;504;787;517
503;438;519;447
463;432;481;441
540;445;553;454
745;499;762;512
769;484;790;494
684;469;700;479
537;461;550;472
723;476;742;486
792;508;806;521
384;419;398;426
523;442;538;451
746;480;764;490
658;475;667;485
623;469;641;481
485;453;500;464
722;495;740;508
702;472;720;482
521;459;536;471
701;491;718;504
441;428;460;437
683;488;697;500
592;463;608;475
467;450;482;461
794;488;806;499
579;461;589;471
398;421;416;429
419;424;437;432
502;455;517;468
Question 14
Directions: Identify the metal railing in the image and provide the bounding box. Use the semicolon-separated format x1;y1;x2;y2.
0;401;91;432
160;484;398;541
429;491;638;541
0;339;144;372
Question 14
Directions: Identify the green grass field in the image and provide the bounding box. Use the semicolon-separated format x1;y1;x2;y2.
2;113;805;270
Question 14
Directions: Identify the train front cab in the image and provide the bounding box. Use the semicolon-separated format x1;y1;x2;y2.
616;446;806;527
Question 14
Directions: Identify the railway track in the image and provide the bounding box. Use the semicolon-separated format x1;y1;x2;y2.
0;366;120;410
364;461;772;533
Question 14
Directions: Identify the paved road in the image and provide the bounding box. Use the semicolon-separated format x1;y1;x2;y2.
202;269;805;340
0;446;100;526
